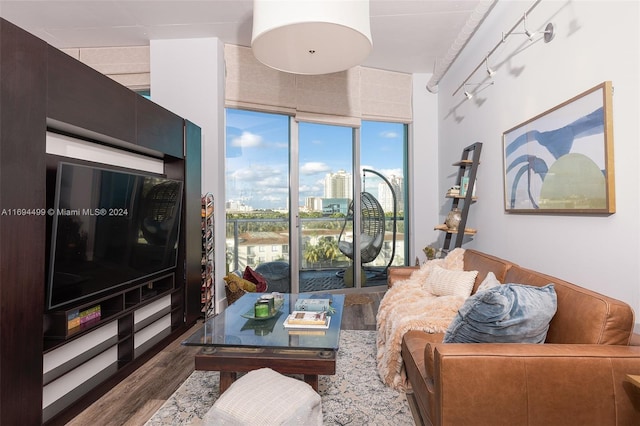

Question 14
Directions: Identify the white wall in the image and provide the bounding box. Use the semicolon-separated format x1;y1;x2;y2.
144;1;640;320
422;0;639;316
149;38;227;313
410;74;441;263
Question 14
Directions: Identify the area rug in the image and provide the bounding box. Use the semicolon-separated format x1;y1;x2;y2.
145;330;413;425
344;293;373;306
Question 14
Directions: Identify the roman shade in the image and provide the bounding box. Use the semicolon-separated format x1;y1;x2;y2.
224;44;412;125
62;46;150;90
61;43;413;125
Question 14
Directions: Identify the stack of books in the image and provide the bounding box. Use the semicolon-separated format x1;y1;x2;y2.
283;311;331;329
446;185;460;197
294;298;331;312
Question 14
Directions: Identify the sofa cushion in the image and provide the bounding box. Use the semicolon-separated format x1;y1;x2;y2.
463;249;516;293
443;283;557;343
504;265;635;345
477;271;501;292
424;265;478;298
401;331;444;426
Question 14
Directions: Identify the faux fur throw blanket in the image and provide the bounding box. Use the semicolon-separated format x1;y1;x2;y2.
376;248;467;391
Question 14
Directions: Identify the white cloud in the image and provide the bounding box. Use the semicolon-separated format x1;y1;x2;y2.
260;195;283;202
380;131;399;139
258;175;285;188
232;165;280;182
379;168;403;178
300;162;331;175
232;131;262;148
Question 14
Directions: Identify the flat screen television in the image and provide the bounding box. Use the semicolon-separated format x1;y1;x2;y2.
46;162;184;311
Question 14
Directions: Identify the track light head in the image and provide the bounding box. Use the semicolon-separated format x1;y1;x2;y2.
485;57;496;77
505;13;554;43
461;81;495;100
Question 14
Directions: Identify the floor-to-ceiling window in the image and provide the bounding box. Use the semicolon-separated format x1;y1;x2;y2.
225;109;291;291
225;108;408;292
360;120;407;280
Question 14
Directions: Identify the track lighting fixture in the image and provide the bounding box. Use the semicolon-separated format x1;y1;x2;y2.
505;12;554;43
451;2;555;98
462;82;494;101
485;57;496;77
452;1;556;98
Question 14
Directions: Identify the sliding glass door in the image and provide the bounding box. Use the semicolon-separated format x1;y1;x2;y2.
297;122;354;291
360;120;407;280
225;109;407;293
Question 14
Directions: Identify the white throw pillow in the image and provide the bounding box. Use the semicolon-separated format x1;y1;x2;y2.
424;265;478;298
477;271;501;292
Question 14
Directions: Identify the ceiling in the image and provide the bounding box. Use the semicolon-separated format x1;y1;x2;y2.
0;0;492;74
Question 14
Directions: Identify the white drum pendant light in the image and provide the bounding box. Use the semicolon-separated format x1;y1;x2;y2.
251;0;372;75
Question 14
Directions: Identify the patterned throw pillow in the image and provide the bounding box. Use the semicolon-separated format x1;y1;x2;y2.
423;265;478;298
243;266;268;292
443;283;557;343
224;273;257;293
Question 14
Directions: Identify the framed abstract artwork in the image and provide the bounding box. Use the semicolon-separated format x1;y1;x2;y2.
503;81;615;214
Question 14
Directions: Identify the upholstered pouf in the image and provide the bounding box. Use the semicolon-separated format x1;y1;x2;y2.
203;368;322;425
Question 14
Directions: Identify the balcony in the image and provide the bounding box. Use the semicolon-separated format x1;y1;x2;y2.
226;216;405;292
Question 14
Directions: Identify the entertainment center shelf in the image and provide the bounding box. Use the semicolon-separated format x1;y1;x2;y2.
44;273;175;345
0;18;203;425
42;280;182;422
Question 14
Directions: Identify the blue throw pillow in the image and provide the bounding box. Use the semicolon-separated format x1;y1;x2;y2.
443;283;557;343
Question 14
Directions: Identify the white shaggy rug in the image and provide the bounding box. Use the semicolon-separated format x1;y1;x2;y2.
145;330;414;425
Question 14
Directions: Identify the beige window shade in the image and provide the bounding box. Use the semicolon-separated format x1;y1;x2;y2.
294;112;361;128
224;44;297;111
295;68;361;118
224;44;411;124
60;43;412;122
360;67;413;123
62;46;150;90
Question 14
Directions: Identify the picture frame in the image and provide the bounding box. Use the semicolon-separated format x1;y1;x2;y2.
503;81;615;214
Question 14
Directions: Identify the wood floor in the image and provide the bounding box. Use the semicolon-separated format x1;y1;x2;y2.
66;290;386;426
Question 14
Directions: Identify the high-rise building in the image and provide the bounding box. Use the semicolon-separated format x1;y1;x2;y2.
378;175;403;213
324;170;352;199
226;200;253;212
304;196;323;212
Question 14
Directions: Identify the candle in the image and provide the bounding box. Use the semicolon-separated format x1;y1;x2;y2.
254;300;270;318
260;294;275;313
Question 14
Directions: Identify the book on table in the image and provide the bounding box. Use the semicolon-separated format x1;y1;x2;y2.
294;298;331;312
283;311;331;329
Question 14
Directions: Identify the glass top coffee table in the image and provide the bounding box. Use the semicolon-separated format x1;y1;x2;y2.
183;292;344;393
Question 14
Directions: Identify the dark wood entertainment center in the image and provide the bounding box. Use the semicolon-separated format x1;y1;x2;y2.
0;18;203;424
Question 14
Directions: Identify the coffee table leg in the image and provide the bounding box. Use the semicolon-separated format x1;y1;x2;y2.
219;371;237;394
303;374;318;391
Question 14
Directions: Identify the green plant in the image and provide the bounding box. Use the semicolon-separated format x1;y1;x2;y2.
423;245;436;260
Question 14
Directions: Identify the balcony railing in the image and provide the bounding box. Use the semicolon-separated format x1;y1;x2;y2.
226;216;405;274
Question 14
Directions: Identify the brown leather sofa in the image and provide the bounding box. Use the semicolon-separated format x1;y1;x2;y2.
388;249;640;426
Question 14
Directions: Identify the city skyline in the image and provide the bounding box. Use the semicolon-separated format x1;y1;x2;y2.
226;109;406;211
225;169;404;214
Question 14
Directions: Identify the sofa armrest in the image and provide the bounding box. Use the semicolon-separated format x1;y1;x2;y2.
387;266;418;288
425;343;640;425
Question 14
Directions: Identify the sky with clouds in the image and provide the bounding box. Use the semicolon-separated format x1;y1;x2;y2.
226;109;405;210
